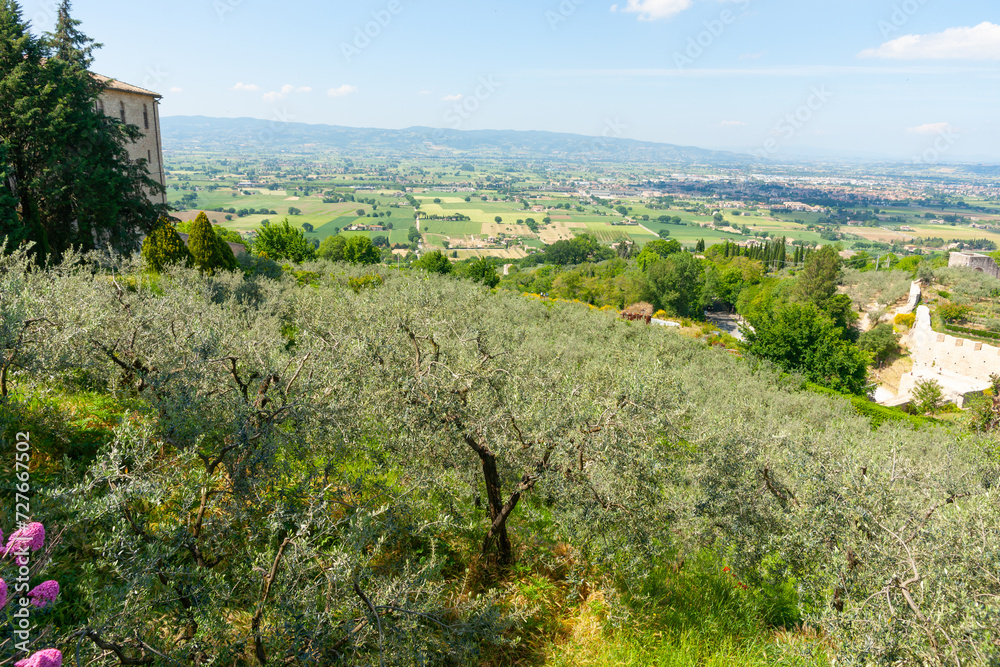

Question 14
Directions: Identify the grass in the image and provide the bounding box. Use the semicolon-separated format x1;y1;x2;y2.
538;551;829;667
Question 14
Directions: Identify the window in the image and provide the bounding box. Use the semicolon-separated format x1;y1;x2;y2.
143;104;149;129
119;101;125;123
96;99;104;114
147;150;151;163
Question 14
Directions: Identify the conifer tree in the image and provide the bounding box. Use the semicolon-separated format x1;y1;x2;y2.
0;0;163;263
141;218;191;272
187;212;235;274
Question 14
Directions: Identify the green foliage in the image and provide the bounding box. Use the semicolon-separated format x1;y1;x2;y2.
967;374;1000;432
140;218;191;272
466;257;500;288
347;273;384;293
318;233;346;261
937;302;974;323
643;251;706;318
895;255;922;273
796;245;842;307
186;211;237;274
705;256;765;310
804;382;934;429
0;2;163;263
253;217;317;263
342;235;380;265
412;249;453;274
742;302;870;394
539;233;614;266
6;247;1000;666
857;323;900;365
943;323;1000;343
912;378;945;414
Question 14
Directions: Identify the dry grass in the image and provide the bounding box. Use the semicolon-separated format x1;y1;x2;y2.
875;353;914;394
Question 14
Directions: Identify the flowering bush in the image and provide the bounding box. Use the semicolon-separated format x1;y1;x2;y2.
14;648;62;667
28;580;59;608
0;521;60;664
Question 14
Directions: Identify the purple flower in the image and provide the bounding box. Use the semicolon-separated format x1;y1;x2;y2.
5;522;45;558
14;649;62;667
0;578;6;608
28;580;59;608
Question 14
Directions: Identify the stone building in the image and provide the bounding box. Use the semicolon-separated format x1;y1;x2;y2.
93;74;166;206
948;251;1000;279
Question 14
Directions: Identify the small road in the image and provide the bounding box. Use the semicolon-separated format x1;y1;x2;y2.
705;311;748;342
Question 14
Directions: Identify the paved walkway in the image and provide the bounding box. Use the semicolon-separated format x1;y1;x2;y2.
705;311;748;342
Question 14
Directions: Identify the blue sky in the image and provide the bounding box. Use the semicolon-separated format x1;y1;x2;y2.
22;0;1000;161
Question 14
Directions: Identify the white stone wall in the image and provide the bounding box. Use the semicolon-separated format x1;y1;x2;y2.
909;306;1000;383
97;89;166;205
895;305;998;406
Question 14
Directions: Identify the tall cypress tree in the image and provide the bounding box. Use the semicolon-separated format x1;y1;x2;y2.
0;0;49;256
0;0;163;263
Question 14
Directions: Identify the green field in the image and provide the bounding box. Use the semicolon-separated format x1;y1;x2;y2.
419;219;484;237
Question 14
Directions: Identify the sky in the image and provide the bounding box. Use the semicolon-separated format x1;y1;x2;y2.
21;0;1000;161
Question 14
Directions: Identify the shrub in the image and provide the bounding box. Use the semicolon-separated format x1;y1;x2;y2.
858;323;900;365
912;378;945;414
141;219;191;272
893;312;916;329
938;302;974;323
253;218;317;264
187;212;237;274
342;236;380;265
348;273;385;293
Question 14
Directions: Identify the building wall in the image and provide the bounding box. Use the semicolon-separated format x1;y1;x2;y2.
948;252;1000;279
96;89;166;205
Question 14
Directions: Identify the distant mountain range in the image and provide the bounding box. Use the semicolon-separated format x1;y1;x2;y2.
160;115;756;166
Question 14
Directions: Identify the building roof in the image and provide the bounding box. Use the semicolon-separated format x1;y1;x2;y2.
92;73;161;98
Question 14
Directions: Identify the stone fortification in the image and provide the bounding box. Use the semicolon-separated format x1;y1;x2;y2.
948;252;1000;279
897;306;998;407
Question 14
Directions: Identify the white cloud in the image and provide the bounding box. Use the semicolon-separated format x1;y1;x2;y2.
908;122;956;135
328;84;358;98
231;82;259;91
169;86;183;93
442;93;463;101
720;120;746;127
860;22;1000;60
619;0;692;21
262;84;313;102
